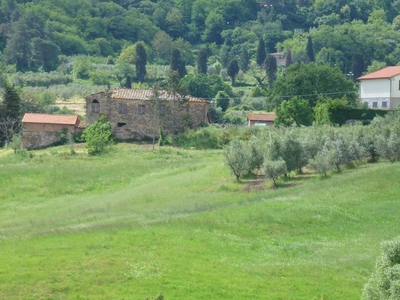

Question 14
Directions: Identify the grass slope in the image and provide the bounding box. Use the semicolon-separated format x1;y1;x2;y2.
0;144;398;299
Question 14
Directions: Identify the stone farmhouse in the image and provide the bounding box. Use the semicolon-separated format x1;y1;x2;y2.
85;88;209;140
358;66;400;109
22;113;84;149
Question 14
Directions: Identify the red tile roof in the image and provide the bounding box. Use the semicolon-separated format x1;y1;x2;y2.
22;113;79;125
247;113;276;122
358;66;400;80
111;88;208;103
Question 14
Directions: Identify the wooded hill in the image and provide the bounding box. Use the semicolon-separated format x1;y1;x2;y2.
0;0;399;75
0;0;399;129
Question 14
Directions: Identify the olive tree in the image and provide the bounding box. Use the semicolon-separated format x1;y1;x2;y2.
375;132;400;162
362;238;400;300
322;132;353;171
225;138;249;181
263;159;287;186
265;130;304;175
246;135;265;174
308;148;335;177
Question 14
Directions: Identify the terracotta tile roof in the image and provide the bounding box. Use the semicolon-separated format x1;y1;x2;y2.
22;113;79;125
111;88;208;103
358;66;400;80
247;113;276;122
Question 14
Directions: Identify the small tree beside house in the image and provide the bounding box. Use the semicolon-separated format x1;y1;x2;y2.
83;114;112;155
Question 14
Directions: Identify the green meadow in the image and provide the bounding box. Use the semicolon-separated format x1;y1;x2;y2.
0;143;399;299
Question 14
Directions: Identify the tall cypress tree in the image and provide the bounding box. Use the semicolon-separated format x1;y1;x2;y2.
352;53;364;79
1;82;21;119
285;48;293;68
306;35;314;62
135;42;147;83
265;54;277;88
227;59;239;86
170;48;187;78
219;44;230;68
196;48;208;75
256;38;266;66
239;45;250;72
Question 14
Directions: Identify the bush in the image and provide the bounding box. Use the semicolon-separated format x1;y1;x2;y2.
172;125;230;149
223;108;246;125
83;115;112;155
8;134;22;153
362;238;400;300
208;105;223;124
171;125;263;150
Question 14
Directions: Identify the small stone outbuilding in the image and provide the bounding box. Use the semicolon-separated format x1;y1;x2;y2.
22;113;83;149
247;113;276;127
85;88;209;139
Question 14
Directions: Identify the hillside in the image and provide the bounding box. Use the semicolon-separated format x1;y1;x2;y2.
0;143;399;299
1;0;399;77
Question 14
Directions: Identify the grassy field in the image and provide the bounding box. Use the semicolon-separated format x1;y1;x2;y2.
0;143;399;299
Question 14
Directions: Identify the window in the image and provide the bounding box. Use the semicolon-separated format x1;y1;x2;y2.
138;105;146;115
119;103;127;114
382;101;388;108
398;80;400;90
117;122;127;127
91;100;99;113
372;102;378;108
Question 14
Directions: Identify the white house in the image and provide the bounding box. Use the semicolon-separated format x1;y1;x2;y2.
358;66;400;109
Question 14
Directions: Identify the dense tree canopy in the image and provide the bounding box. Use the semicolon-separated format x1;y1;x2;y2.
1;0;400;129
270;63;357;108
0;0;398;75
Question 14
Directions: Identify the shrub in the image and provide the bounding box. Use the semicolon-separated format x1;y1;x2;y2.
216;91;230;112
362;238;400;300
172;125;230;149
83;115;112;155
158;129;168;146
8;134;22;153
208;105;223;124
222;108;246;125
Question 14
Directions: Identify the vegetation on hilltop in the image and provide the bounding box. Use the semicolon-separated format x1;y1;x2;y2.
0;0;399;145
1;0;399;72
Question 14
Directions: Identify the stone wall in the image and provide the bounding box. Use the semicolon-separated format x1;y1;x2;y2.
85;92;209;140
22;123;75;149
